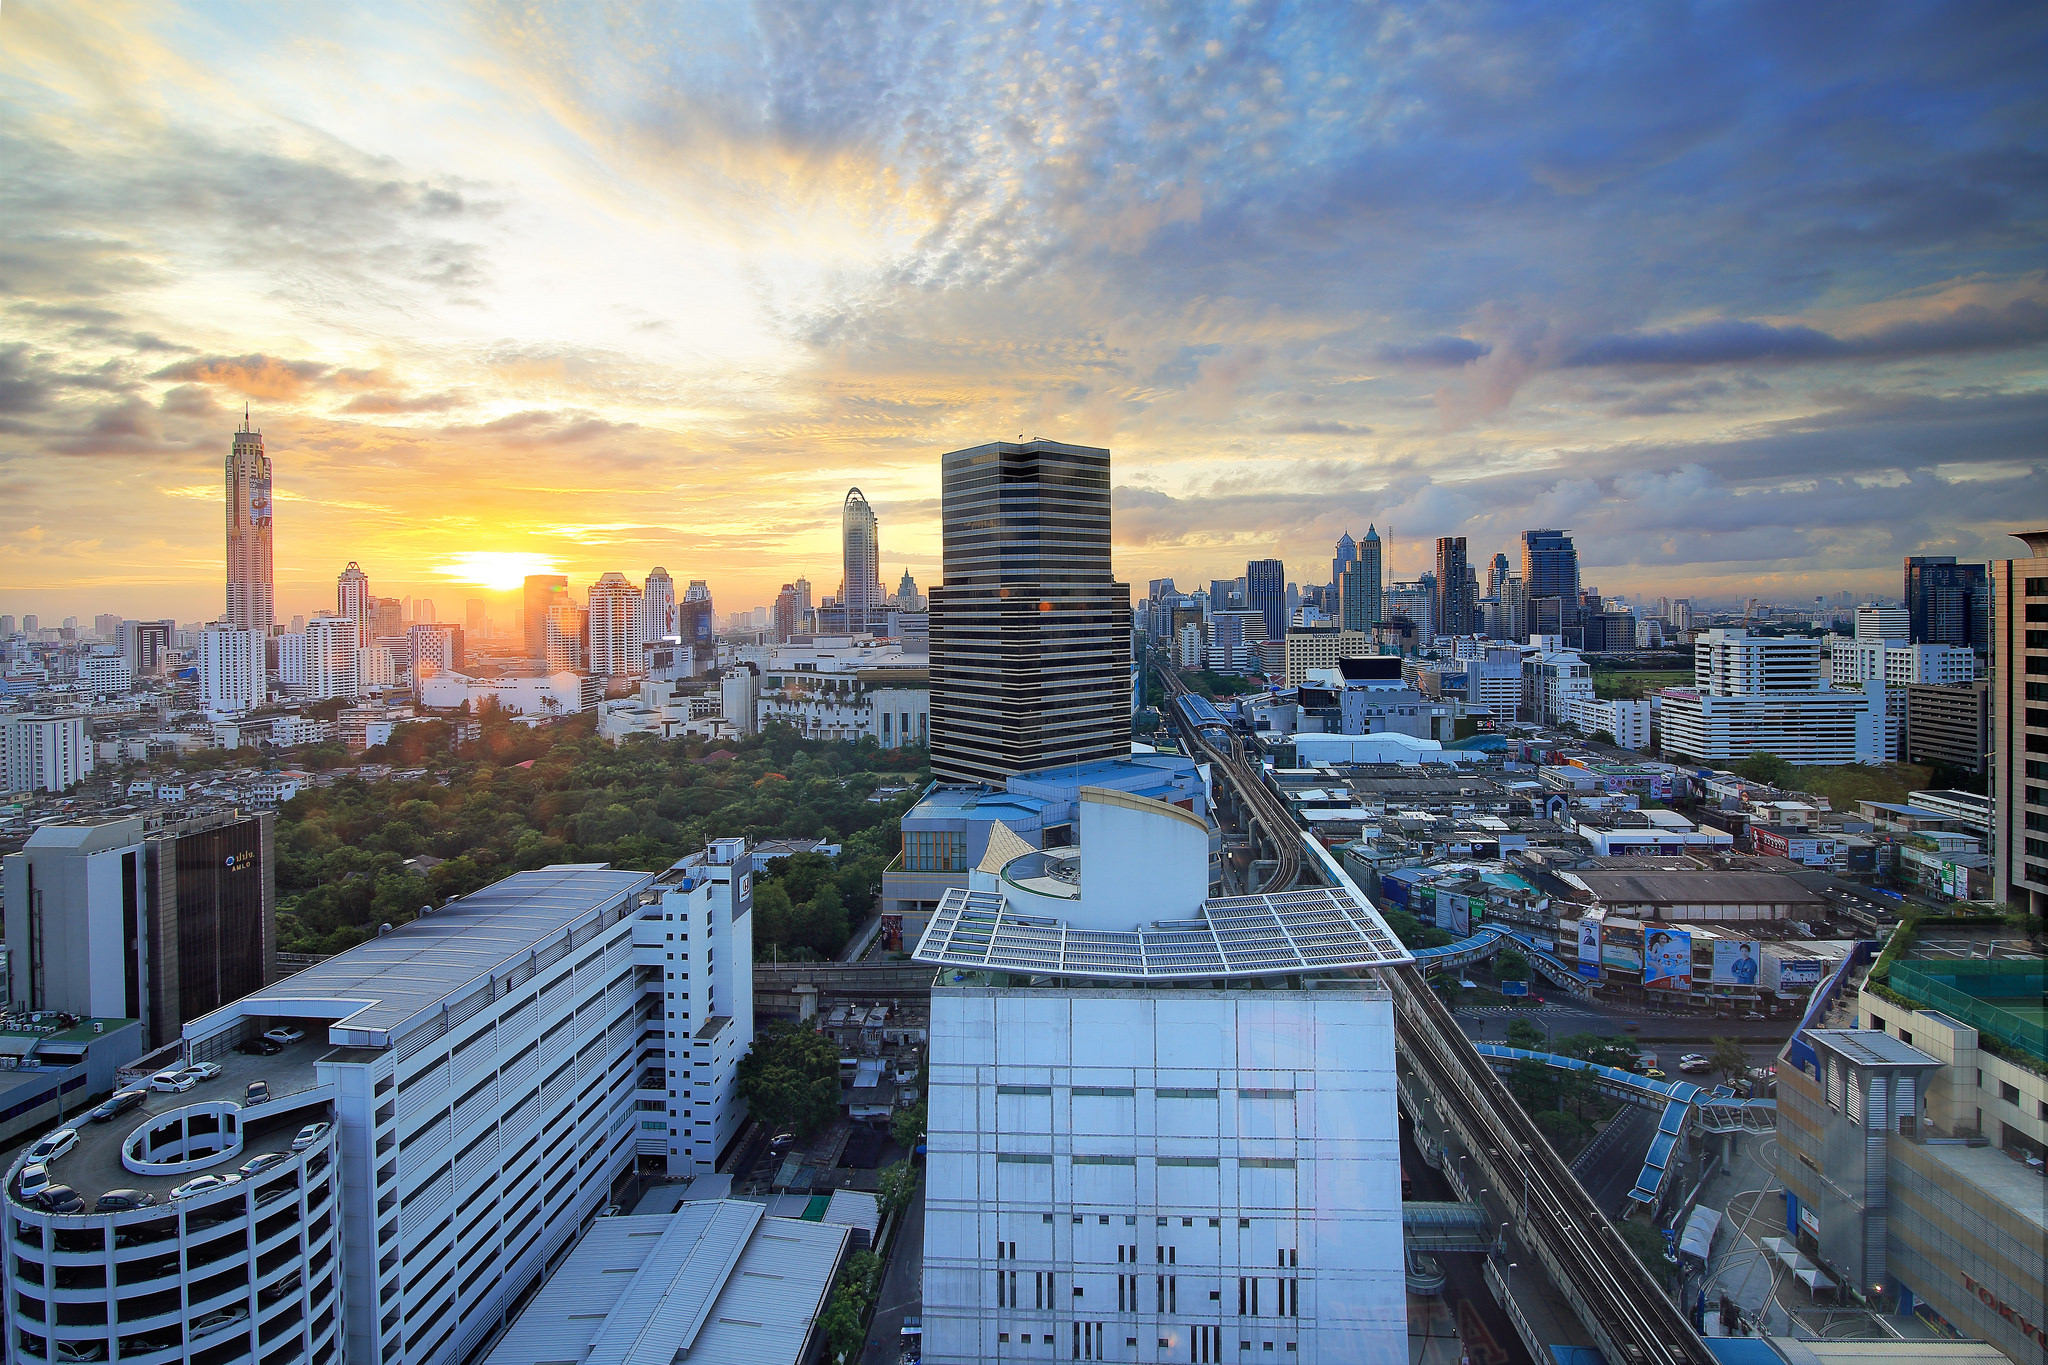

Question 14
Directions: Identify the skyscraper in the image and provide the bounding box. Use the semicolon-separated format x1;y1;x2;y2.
336;562;372;647
587;572;645;676
928;439;1131;784
1487;551;1511;598
1246;557;1287;641
1903;555;1989;652
305;615;361;701
842;488;884;633
523;573;569;658
225;410;273;634
1340;524;1383;632
1520;528;1579;600
642;566;676;641
1331;530;1357;594
1993;530;2048;915
1434;536;1475;637
200;623;266;714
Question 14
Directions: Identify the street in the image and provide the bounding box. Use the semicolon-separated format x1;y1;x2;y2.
1399;1115;1534;1365
859;1178;925;1365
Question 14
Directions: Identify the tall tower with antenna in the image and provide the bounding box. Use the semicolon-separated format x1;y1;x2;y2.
226;407;274;634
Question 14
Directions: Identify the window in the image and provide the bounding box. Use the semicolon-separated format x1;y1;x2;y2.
2002;1081;2021;1105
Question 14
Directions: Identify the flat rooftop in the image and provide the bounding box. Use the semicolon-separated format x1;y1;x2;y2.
1570;870;1825;906
482;1200;847;1365
198;865;655;1047
1910;1141;2048;1240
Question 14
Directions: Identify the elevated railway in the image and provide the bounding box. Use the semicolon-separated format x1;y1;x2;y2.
1157;659;1301;893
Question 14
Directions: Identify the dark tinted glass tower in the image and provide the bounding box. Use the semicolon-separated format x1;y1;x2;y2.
928;440;1131;784
1246;558;1287;640
1434;536;1474;636
1904;556;1989;651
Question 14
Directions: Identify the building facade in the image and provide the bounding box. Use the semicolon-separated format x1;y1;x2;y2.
1433;536;1475;638
201;623;268;715
0;712;92;793
641;566;675;643
1246;559;1287;642
226;415;275;635
1993;529;2048;914
304;616;361;702
928;441;1132;785
586;572;645;677
523;574;569;658
1904;555;1989;653
843;488;884;634
336;562;372;648
1905;680;1990;773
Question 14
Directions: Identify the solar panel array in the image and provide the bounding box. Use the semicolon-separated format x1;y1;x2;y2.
912;884;1412;980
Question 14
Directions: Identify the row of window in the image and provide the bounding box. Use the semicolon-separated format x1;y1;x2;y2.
987;1325;1300;1358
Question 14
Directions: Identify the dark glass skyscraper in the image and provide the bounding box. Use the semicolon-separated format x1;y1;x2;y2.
1246;558;1287;640
1521;528;1580;639
1341;525;1382;632
1434;536;1476;636
928;440;1131;784
1904;555;1988;651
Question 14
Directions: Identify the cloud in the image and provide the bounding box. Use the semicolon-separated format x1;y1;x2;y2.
149;354;331;399
340;391;465;415
1563;296;2048;369
1374;337;1491;368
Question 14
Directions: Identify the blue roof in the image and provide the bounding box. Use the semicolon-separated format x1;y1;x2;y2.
1702;1340;1787;1365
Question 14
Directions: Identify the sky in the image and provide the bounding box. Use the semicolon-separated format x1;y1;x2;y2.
2;0;2045;625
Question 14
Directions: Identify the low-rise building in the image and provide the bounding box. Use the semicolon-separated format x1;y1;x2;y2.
417;669;599;716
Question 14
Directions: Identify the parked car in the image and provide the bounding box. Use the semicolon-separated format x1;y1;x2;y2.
27;1128;78;1163
245;1081;270;1104
93;1189;155;1213
262;1026;306;1047
150;1070;197;1094
54;1340;107;1362
768;1131;796;1154
237;1037;282;1057
1678;1055;1711;1074
191;1306;248;1337
18;1163;52;1200
181;1061;224;1082
238;1152;288;1179
1643;1068;1668;1080
35;1185;85;1215
88;1089;148;1123
291;1122;331;1152
169;1174;240;1201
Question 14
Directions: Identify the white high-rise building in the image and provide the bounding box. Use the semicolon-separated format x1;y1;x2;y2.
337;561;372;647
586;572;645;677
641;566;676;641
0;713;92;793
1176;620;1204;668
200;622;267;714
545;602;587;673
407;622;463;678
1829;639;1976;760
278;631;309;696
1854;604;1910;642
2;848;757;1365
305;615;362;702
77;649;133;695
915;791;1411;1364
1657;628;1884;766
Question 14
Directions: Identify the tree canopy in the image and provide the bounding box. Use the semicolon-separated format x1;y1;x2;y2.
735;1023;842;1139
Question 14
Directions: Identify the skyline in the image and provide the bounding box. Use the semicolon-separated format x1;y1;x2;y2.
3;2;2045;623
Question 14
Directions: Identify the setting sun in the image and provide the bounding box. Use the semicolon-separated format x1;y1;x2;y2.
433;551;561;594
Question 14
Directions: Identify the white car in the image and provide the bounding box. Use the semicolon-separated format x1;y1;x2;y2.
262;1026;306;1047
169;1174;240;1201
290;1122;332;1152
26;1128;78;1164
150;1070;197;1093
17;1163;51;1200
181;1061;224;1082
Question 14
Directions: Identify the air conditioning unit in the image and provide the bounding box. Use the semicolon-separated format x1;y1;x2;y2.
92;1022;104;1034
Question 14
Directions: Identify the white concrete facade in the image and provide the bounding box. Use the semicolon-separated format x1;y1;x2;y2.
201;624;267;715
417;670;592;716
1559;693;1652;750
922;985;1405;1364
1;712;92;793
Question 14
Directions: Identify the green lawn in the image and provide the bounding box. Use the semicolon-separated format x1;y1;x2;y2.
1591;669;1691;700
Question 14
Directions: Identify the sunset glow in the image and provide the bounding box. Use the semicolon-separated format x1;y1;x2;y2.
433;553;564;595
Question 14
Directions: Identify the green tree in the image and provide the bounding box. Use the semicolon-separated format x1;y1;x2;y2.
1616;1218;1671;1275
876;1159;918;1218
1710;1036;1750;1085
891;1098;926;1152
1734;751;1794;788
1505;1019;1545;1051
737;1025;841;1138
1496;949;1530;982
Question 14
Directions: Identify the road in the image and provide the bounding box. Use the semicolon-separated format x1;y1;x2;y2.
1572;1105;1656;1217
860;1179;925;1365
1401;1116;1534;1365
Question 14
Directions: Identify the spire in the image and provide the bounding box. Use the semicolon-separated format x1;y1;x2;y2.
242;402;250;433
1363;524;1379;540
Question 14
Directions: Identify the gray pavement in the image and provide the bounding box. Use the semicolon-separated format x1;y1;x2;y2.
860;1178;925;1365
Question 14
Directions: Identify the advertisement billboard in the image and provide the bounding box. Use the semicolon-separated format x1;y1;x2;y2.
1603;925;1643;975
1711;939;1761;987
1417;885;1438;928
1644;928;1694;993
1440;891;1471;938
1576;919;1602;980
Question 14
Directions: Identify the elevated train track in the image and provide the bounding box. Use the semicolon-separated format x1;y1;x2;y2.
1157;659;1301;893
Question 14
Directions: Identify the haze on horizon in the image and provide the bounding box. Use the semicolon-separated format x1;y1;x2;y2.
1;0;2044;623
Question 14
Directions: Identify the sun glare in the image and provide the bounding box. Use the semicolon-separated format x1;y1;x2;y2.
434;551;561;593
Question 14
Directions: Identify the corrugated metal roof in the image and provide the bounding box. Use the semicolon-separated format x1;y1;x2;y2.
225;866;654;1043
481;1203;847;1365
1574;871;1824;906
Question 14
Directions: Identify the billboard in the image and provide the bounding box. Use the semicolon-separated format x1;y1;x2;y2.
1416;885;1438;927
1603;925;1643;975
1576;919;1602;980
1440;891;1471;938
1711;939;1761;987
1644;928;1694;993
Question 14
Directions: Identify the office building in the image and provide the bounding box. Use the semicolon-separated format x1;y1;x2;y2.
1433;536;1476;638
545;602;588;673
1520;528;1579;603
94;611;121;640
523;574;570;657
1831;638;1977;759
302;616;361;701
1283;625;1373;686
406;622;464;679
120;618;174;678
78;649;133;695
915;790;1410;1364
773;583;801;643
676;589;716;673
586;572;646;677
843;487;884;633
2;809;276;1048
201;622;268;714
1246;557;1287;641
0;848;757;1365
464;598;488;635
1383;580;1434;646
336;561;372;647
1656;629;1884;765
225;411;274;634
928;440;1132;785
1207;610;1266;674
1330;531;1356;596
1340;526;1382;634
0;712;92;793
1904;555;1989;652
1993;529;2048;914
641;565;675;642
1905;680;1990;774
1854;604;1910;642
1486;551;1510;598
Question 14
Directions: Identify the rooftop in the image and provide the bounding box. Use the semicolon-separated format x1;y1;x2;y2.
1909;1140;2048;1241
914;885;1412;980
1567;870;1825;907
197;865;654;1048
1806;1028;1943;1069
480;1201;847;1365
